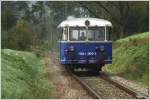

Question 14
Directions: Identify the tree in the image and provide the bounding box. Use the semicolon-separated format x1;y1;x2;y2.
1;1;149;50
77;1;149;39
1;1;18;30
2;20;33;50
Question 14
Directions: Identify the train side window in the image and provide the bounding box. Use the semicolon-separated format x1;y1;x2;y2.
62;28;68;41
70;30;78;41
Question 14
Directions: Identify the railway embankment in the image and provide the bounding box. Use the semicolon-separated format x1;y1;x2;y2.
104;32;149;93
1;49;52;98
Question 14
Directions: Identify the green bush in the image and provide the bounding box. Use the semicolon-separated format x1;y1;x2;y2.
1;49;52;99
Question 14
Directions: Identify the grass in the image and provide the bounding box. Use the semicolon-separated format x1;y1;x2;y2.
116;32;149;42
1;49;52;99
104;32;149;86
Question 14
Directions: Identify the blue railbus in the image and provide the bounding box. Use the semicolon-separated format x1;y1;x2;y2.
58;18;112;72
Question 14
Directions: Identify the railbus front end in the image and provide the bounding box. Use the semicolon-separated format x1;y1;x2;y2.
58;18;112;72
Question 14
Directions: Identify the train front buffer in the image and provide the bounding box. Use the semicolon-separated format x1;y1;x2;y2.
59;42;112;66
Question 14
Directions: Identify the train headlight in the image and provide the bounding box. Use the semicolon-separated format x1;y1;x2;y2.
100;46;105;52
69;45;74;52
64;48;68;52
96;47;100;52
96;46;105;52
85;20;90;26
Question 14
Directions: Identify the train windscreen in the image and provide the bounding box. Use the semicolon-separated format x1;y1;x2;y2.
69;27;106;41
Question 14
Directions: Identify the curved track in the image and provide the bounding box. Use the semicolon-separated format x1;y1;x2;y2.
67;69;148;99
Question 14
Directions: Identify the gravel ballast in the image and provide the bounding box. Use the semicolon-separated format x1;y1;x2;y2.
44;52;93;99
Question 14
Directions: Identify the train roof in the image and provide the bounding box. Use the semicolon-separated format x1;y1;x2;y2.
58;18;112;28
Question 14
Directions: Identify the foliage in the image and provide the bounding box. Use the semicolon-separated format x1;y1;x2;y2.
1;49;52;99
1;1;149;50
1;1;28;30
104;32;149;86
79;1;149;39
1;2;18;30
2;20;33;50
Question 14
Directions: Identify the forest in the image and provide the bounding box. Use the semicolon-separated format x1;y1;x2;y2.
2;1;149;50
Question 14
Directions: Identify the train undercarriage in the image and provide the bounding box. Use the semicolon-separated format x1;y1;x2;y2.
65;64;103;74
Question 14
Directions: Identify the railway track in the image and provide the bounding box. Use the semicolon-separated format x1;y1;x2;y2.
67;69;148;99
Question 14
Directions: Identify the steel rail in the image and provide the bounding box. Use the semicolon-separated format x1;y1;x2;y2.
66;68;101;99
65;66;148;99
100;73;149;99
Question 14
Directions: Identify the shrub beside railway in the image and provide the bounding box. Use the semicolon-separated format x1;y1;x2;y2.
105;32;149;86
1;49;52;99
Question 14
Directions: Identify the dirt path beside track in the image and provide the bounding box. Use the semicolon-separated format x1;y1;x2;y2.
44;51;93;99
